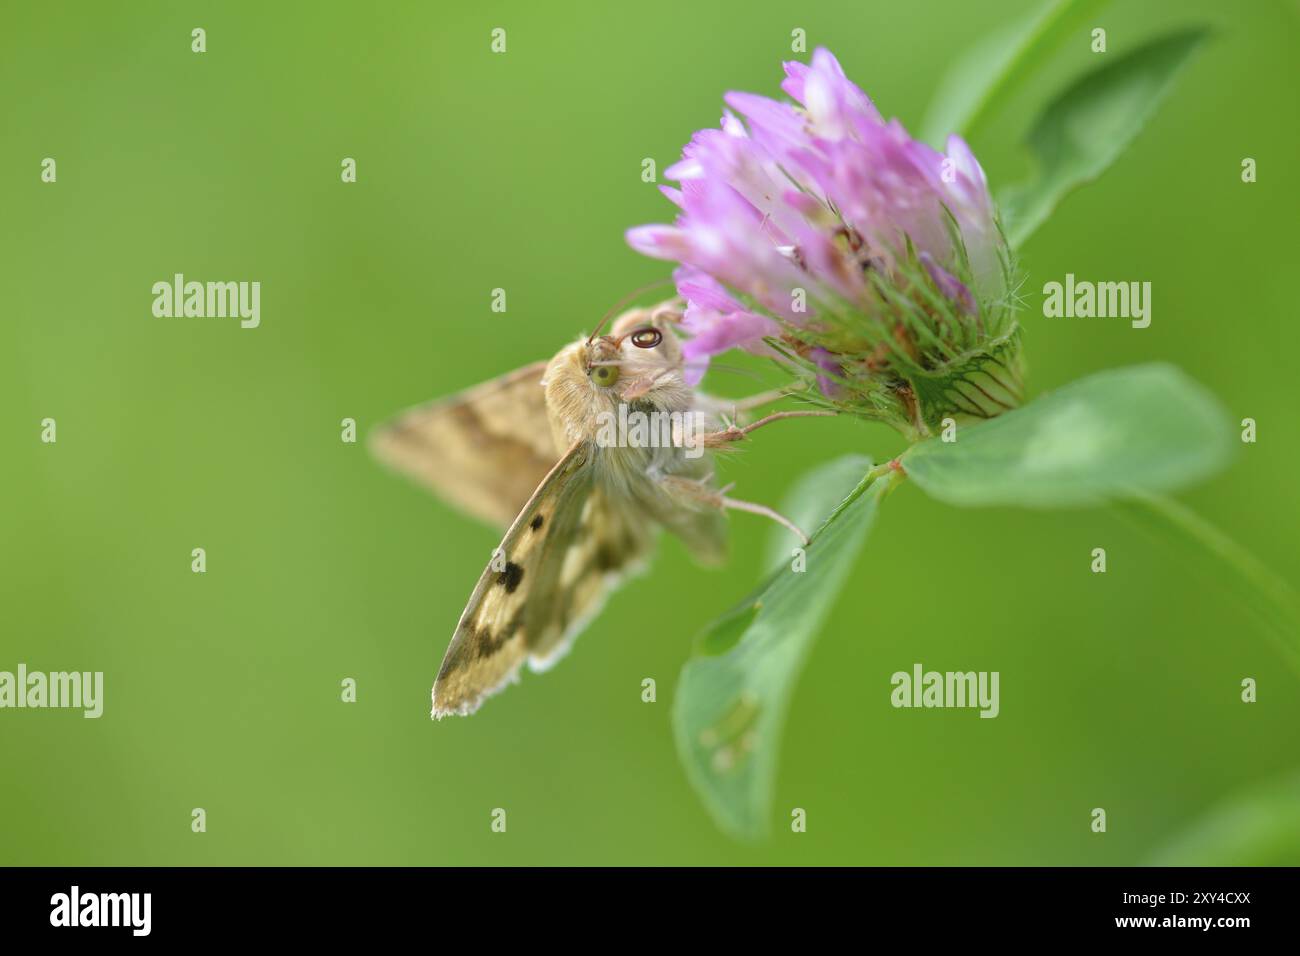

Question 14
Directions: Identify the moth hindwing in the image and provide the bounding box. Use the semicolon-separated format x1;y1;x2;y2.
369;361;557;529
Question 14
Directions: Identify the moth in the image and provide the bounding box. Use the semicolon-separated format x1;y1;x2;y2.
371;298;822;718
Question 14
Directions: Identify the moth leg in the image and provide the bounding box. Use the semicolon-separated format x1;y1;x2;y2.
701;409;837;448
721;388;792;414
621;370;674;401
658;474;810;545
718;491;810;545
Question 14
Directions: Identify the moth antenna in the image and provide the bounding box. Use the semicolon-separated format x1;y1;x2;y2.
587;277;678;344
700;363;772;384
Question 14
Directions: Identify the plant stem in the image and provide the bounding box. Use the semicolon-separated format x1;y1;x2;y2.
1116;491;1300;676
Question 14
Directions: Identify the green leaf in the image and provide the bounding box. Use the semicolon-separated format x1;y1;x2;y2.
674;454;885;840
902;363;1235;508
921;0;1111;146
758;454;875;573
1116;492;1300;675
1001;28;1209;248
1148;772;1300;866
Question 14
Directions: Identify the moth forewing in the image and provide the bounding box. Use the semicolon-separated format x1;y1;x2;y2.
523;478;654;664
431;438;655;718
432;440;590;718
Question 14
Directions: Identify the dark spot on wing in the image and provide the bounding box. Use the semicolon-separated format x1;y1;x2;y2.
448;402;485;433
530;514;544;531
438;618;521;678
474;626;510;658
497;561;525;593
594;542;621;572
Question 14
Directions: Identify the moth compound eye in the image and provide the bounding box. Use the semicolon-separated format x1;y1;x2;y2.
630;328;662;349
590;364;620;387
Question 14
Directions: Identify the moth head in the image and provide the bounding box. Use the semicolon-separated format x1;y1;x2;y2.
542;300;693;441
590;303;687;401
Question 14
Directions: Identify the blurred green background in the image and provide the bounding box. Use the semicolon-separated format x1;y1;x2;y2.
2;0;1297;865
